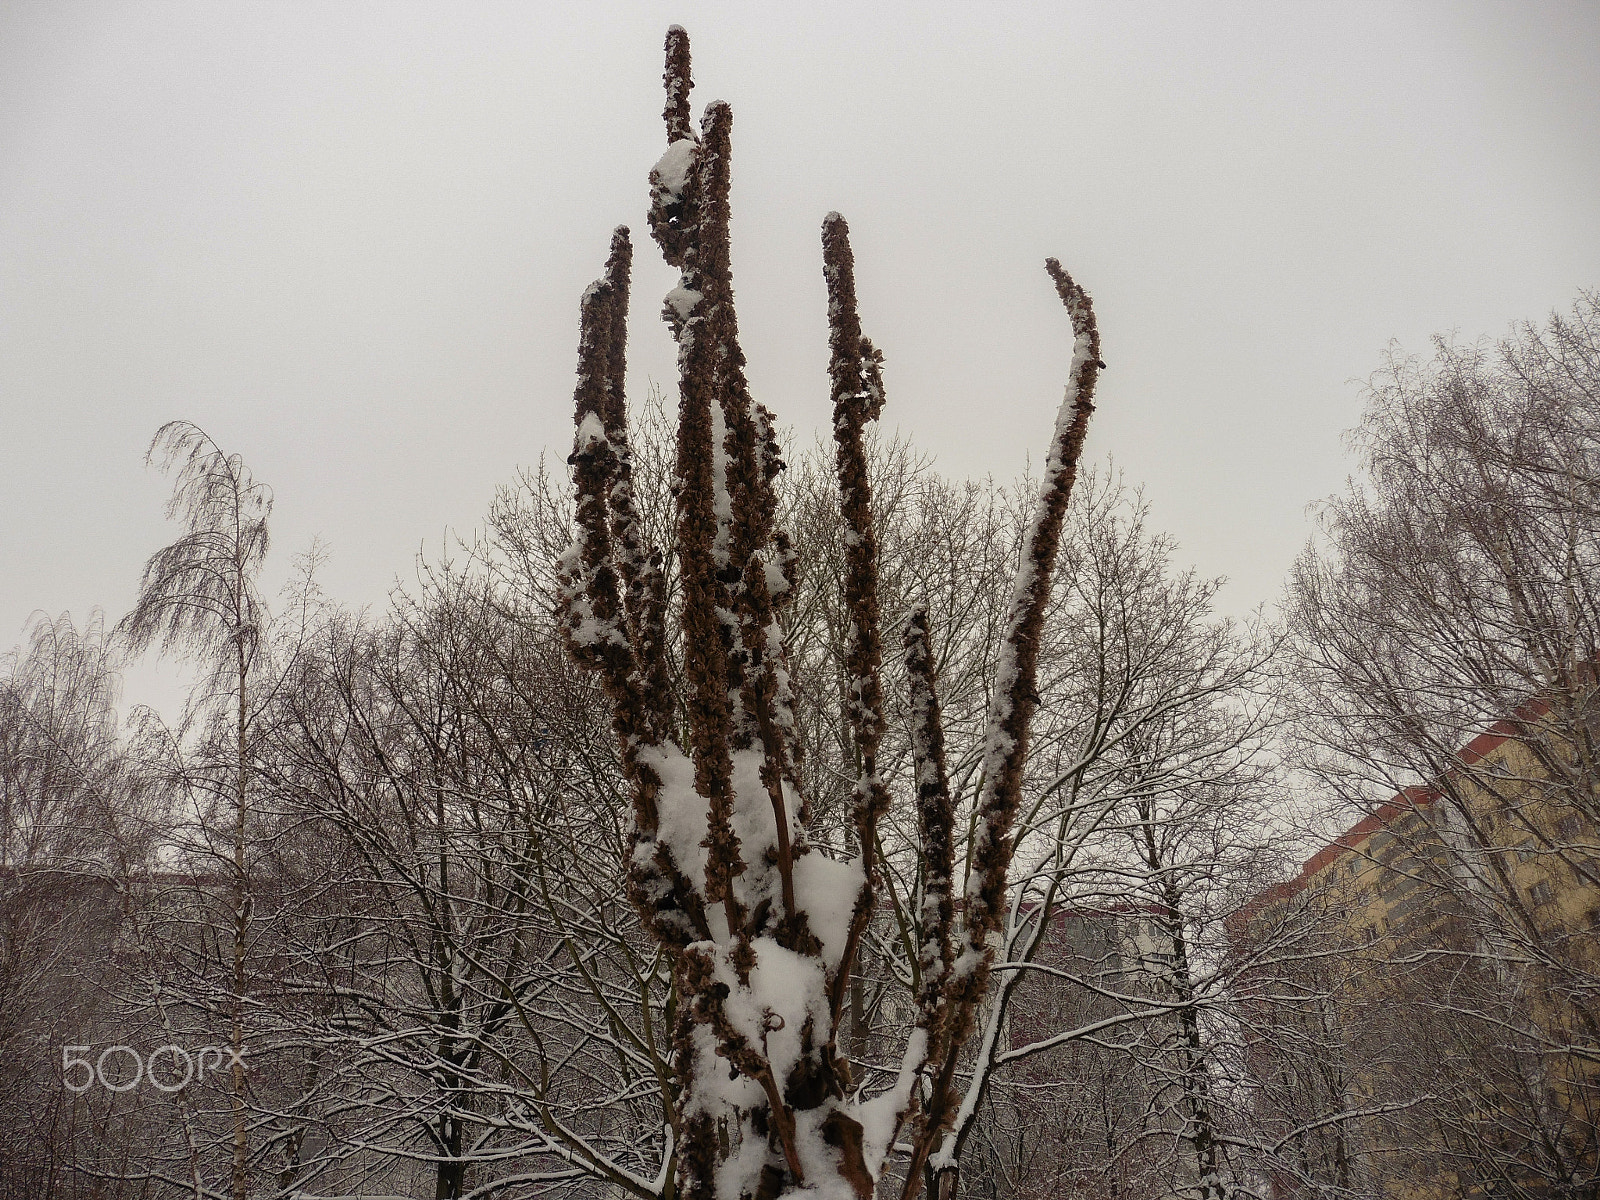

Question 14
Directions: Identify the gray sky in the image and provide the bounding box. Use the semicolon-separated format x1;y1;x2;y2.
3;1;1599;721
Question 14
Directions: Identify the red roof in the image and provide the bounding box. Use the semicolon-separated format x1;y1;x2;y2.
1243;695;1552;916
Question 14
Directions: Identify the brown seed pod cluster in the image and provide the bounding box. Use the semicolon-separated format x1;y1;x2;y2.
557;26;1102;1200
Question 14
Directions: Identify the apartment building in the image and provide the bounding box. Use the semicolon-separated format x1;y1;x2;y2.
1241;707;1600;1199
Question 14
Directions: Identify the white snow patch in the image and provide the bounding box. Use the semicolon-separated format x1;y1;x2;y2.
951;945;988;979
573;410;607;456
762;552;789;598
793;853;863;971
728;748;781;872
726;937;826;1083
569;614;625;649
653;138;698;198
858;1026;927;1175
664;286;702;321
640;744;708;891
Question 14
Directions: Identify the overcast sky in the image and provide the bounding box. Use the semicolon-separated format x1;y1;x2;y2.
3;1;1599;720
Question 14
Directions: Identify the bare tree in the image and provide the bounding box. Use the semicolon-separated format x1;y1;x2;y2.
912;482;1283;1200
0;612;157;1199
1284;293;1600;1196
119;422;272;1200
251;566;676;1200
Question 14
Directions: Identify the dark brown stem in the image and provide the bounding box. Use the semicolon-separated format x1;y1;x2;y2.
879;605;960;1190
821;213;892;1024
758;1067;805;1183
663;26;694;143
905;258;1102;1200
905;604;957;1026
557;227;709;948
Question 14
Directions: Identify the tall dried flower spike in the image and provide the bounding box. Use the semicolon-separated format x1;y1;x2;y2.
650;28;699;268
663;25;694;143
559;28;1103;1200
963;258;1101;944
820;212;892;1021
904;604;957;1029
555;225;710;954
898;258;1102;1199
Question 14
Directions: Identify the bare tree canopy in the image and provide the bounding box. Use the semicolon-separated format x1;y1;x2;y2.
1285;291;1600;1197
119;422;272;674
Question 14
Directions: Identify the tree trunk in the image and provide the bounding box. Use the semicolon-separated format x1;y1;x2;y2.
434;1112;465;1200
230;640;250;1200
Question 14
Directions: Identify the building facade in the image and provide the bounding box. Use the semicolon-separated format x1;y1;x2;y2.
1241;709;1600;1199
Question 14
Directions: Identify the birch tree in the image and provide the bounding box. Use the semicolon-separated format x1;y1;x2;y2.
119;422;272;1200
1285;293;1600;1195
